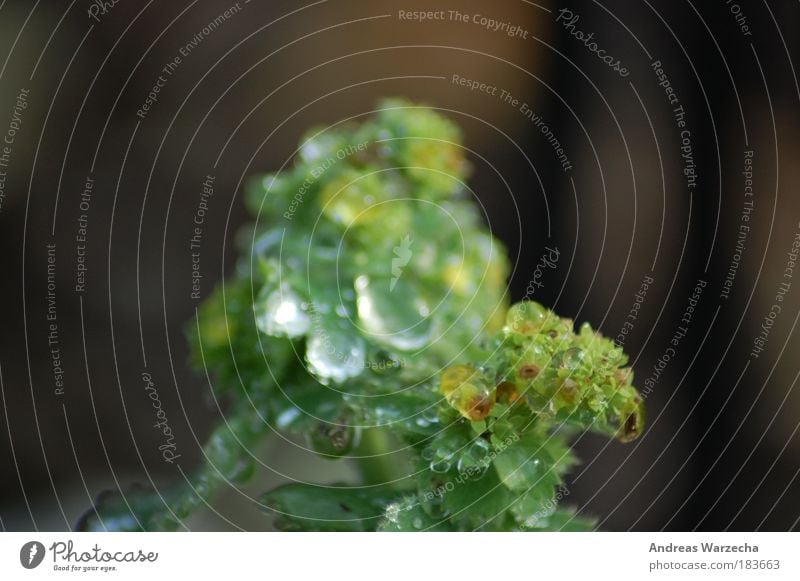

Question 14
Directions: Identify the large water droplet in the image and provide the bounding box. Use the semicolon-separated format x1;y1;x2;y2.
254;285;311;338
456;438;491;480
469;438;492;457
305;319;365;384
429;448;453;473
355;275;432;350
558;347;584;371
429;459;450;473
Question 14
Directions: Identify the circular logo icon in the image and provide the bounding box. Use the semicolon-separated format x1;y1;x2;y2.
19;541;45;569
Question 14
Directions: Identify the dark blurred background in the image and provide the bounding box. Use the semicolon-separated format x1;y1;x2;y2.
1;0;799;531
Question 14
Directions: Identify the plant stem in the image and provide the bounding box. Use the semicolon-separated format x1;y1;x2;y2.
354;428;407;487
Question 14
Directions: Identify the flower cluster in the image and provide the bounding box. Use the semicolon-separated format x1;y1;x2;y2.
440;301;644;443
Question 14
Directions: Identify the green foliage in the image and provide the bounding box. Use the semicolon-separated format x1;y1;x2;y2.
79;100;642;532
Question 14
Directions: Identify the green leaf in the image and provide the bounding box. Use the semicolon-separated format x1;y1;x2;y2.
493;431;555;491
516;506;597;532
261;483;401;531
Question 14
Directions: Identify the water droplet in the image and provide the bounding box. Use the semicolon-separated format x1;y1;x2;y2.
299;131;343;164
430;459;451;473
307;419;361;457
305;322;365;384
412;517;423;529
421;407;440;424
469;438;491;457
559;347;584;371
371;406;395;427
355;275;432;350
478;365;497;384
421;447;435;461
505;301;548;335
254;285;311;338
456;438;491;480
367;350;403;375
435;447;452;458
557;378;580;405
528;343;546;357
299;141;323;163
429;448;453;473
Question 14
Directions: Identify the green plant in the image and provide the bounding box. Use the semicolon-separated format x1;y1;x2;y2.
79;100;643;532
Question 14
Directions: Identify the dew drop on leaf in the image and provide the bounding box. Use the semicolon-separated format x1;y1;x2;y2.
305;322;366;384
456;438;491;480
429;448;453;473
254;285;311;338
421;407;440;424
354;275;432;350
558;347;584;371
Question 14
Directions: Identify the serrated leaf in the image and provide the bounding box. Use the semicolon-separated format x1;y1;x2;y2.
261;483;400;531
